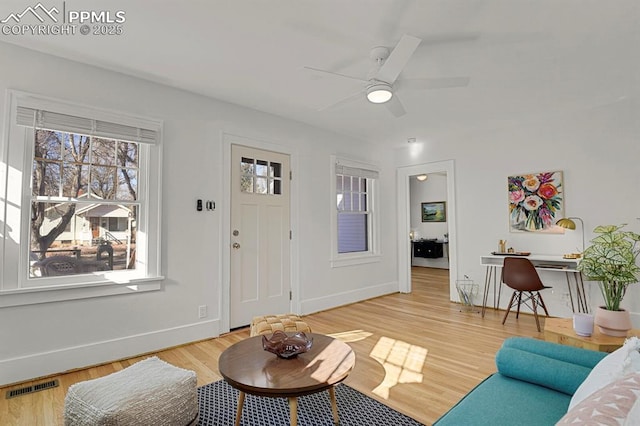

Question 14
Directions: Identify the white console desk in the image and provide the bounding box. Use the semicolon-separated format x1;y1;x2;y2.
480;254;587;317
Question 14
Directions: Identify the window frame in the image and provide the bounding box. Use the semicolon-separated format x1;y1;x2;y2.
0;90;163;307
330;155;380;268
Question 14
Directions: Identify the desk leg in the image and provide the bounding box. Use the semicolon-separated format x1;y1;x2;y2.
571;272;588;313
577;273;588;313
328;386;339;425
564;272;576;313
565;272;589;313
482;266;502;318
496;268;503;309
235;391;245;426
288;397;298;426
482;266;491;317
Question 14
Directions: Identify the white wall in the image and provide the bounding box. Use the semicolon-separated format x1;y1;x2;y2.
0;42;398;386
394;96;640;323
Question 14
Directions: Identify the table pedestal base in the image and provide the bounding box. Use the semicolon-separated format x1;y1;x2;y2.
234;386;340;426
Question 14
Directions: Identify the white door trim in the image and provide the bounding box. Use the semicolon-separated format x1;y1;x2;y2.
221;133;299;333
396;160;457;299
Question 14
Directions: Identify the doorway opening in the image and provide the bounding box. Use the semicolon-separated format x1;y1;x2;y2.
397;160;457;301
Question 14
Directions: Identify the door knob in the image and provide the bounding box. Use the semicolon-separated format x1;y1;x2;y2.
232;242;241;249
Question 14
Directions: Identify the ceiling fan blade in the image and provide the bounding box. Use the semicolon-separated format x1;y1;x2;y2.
375;34;421;84
318;89;365;111
385;95;406;117
399;77;470;90
303;66;368;83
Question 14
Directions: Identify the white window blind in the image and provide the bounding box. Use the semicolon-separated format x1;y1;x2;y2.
335;164;379;180
16;106;158;144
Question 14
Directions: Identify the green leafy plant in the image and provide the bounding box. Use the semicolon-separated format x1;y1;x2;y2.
577;224;640;311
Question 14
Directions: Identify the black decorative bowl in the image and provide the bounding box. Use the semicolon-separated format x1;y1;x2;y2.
262;330;313;359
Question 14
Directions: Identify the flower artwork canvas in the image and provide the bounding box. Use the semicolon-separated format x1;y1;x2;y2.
508;171;564;233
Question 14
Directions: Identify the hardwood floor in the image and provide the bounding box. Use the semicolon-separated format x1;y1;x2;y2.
0;267;545;425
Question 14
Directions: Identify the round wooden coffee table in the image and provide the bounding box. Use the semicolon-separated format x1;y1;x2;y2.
218;333;355;426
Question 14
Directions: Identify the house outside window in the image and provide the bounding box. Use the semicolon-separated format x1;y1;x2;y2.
330;156;380;267
0;91;163;306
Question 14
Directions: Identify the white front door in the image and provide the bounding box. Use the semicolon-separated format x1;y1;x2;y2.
230;144;291;328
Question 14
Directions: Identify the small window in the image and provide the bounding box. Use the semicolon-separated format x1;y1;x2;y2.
336;175;369;253
331;157;380;267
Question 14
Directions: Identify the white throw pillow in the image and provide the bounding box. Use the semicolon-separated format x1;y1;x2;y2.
569;336;640;410
557;372;640;425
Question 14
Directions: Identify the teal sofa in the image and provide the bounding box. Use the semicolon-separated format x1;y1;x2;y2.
434;337;608;426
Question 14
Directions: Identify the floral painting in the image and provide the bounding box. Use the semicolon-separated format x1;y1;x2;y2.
508;171;563;233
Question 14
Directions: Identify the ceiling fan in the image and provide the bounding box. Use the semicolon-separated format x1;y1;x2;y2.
304;34;469;117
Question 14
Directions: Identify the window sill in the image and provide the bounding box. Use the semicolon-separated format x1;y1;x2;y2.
0;276;164;308
330;254;381;268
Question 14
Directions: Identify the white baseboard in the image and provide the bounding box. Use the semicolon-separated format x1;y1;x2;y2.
300;281;398;315
0;319;220;387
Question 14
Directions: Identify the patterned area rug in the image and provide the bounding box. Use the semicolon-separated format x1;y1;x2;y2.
197;380;424;426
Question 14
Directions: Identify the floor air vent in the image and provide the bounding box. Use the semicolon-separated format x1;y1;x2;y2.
6;379;59;399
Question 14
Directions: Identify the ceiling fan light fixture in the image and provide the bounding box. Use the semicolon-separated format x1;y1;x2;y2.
366;83;393;104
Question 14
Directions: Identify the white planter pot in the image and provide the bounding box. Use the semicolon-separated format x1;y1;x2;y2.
573;313;594;337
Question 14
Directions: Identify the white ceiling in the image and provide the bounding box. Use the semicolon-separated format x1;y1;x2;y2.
2;0;638;144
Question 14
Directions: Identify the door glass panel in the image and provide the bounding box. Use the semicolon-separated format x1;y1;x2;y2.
256;160;268;177
255;177;268;194
270;179;281;195
241;157;254;174
241;176;253;193
270;162;281;178
240;157;283;196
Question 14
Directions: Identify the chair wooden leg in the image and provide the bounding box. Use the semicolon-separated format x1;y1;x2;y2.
537;292;550;317
502;292;517;325
516;291;522;318
530;292;541;332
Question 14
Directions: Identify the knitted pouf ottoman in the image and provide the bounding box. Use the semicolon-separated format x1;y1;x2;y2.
64;356;198;426
250;313;311;337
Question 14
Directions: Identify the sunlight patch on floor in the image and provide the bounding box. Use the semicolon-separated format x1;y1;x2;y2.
327;330;373;342
369;336;428;399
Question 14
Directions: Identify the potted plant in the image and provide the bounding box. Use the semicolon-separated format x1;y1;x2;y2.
577;224;640;336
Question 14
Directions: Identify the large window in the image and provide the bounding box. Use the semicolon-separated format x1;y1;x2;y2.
331;157;380;267
0;91;163;305
29;129;139;277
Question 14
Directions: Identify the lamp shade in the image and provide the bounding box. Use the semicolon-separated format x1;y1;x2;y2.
366;83;393;103
556;218;577;230
556;216;585;253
